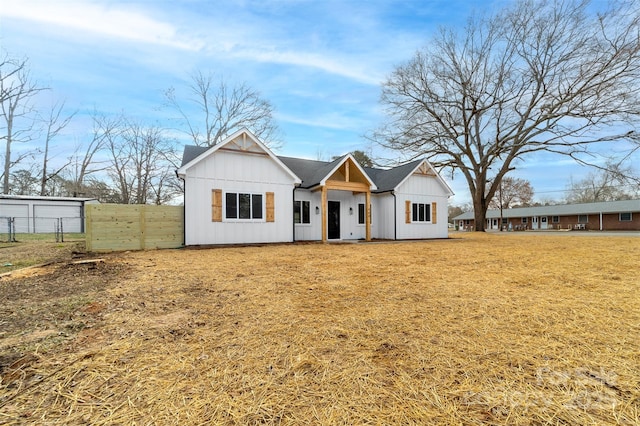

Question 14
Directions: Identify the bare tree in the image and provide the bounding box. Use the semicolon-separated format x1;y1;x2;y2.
489;177;534;209
565;161;636;203
39;100;75;195
106;120;174;204
68;113;116;197
165;70;281;148
0;53;45;194
374;0;640;231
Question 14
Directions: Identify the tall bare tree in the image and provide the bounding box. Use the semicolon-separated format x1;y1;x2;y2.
489;177;534;210
39;100;75;195
375;0;640;231
0;53;44;194
68;113;116;197
565;161;636;203
107;120;174;204
165;70;281;148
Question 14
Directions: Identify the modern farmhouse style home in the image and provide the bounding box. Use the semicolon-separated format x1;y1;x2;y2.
177;129;453;246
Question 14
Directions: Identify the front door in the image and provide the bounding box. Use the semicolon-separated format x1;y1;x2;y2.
328;201;340;239
540;216;548;230
531;216;538;230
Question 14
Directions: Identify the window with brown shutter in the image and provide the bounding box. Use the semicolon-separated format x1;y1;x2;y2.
211;189;222;222
405;200;411;223
266;192;275;222
432;202;437;224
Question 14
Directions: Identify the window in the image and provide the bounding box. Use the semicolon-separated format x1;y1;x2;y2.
619;212;632;222
357;203;372;224
552;216;560;223
578;215;588;223
521;217;528;223
225;192;263;220
294;201;310;224
411;203;431;222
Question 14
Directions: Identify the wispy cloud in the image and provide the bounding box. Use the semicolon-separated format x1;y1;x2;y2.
3;0;204;51
233;48;383;86
277;111;371;131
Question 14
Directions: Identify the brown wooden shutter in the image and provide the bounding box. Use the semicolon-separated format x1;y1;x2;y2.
405;200;411;223
266;192;275;222
211;189;222;222
432;202;437;224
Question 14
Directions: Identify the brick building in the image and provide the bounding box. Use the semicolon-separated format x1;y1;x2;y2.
453;199;640;231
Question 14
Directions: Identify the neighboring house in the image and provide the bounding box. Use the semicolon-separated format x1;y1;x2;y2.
0;194;99;234
177;128;454;245
453;199;640;231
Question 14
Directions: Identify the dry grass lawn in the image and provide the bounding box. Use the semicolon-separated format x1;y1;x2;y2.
1;232;639;425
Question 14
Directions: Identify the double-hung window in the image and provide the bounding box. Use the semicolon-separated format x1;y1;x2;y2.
619;212;632;222
226;192;263;220
411;203;431;222
294;201;310;224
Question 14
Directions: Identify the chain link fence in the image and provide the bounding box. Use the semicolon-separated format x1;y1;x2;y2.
0;216;85;242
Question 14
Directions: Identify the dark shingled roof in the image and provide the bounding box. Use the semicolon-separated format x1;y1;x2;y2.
278;155;348;189
364;159;423;193
180;145;427;193
181;145;209;167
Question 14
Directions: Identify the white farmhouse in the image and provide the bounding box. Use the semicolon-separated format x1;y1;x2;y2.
177;129;453;245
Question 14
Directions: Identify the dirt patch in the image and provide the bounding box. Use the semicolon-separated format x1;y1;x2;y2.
0;240;85;272
0;234;639;425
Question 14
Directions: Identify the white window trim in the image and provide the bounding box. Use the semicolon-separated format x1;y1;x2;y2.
294;200;312;226
224;191;265;222
619;212;632;222
411;202;432;223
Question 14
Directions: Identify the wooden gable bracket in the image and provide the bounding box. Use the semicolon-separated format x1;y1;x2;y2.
219;132;267;155
416;162;436;176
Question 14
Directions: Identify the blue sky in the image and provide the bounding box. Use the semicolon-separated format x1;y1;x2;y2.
1;0;635;205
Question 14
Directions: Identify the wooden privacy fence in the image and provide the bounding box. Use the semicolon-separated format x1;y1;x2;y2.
85;204;183;252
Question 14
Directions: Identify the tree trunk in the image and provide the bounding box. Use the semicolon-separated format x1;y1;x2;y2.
3;134;11;194
472;191;488;232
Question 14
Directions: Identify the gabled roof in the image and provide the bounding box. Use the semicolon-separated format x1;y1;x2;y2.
177;128;301;184
278;156;344;189
181;145;209;167
366;159;454;195
363;160;422;192
178;131;452;195
453;199;640;220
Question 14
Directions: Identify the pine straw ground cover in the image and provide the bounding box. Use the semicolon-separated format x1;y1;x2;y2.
1;232;639;425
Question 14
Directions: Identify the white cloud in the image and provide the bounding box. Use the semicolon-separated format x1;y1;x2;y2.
219;47;384;86
277;111;370;131
2;0;204;51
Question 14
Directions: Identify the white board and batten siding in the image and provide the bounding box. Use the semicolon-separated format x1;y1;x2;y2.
183;149;297;245
292;189;318;241
372;195;396;240
394;172;450;240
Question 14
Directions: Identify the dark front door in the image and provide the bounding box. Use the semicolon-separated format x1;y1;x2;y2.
328;201;340;239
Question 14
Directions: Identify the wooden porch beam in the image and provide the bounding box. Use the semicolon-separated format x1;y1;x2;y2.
321;185;327;243
325;181;369;192
365;190;371;242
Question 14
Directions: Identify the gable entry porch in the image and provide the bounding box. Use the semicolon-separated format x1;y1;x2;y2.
316;157;372;242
